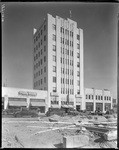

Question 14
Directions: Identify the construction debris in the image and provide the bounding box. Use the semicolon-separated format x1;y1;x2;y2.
2;112;117;148
103;130;117;141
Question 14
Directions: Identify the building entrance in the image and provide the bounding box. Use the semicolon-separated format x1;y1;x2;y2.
76;105;80;111
96;103;103;111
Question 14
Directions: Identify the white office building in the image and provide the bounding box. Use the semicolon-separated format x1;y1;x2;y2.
33;13;84;111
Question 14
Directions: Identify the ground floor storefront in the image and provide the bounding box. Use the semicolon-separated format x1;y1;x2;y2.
85;102;112;112
2;87;47;113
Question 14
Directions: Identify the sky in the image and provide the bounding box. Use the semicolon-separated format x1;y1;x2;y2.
2;2;118;98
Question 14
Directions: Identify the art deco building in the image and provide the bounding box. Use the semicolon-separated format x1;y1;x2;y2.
33;13;84;110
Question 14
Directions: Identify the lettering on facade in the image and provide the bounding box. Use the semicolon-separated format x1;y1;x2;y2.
18;91;37;97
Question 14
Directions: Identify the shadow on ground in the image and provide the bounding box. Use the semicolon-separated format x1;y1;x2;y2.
54;143;63;148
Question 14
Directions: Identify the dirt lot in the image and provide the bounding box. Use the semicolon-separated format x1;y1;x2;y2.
2;114;117;148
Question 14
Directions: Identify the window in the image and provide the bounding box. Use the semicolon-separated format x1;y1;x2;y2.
77;90;80;94
44;35;46;41
36;36;38;41
60;37;62;43
53;55;56;62
72;32;73;37
41;79;42;84
101;96;103;100
41;49;43;55
62;38;64;44
53;45;56;51
61;57;62;63
41;30;42;35
77;71;80;76
38;33;40;38
44;25;46;31
53;66;56;72
72;41;73;47
63;78;64;84
39;71;40;76
107;96;108;100
44;66;46;73
89;95;90;99
77;34;80;40
38;61;40;66
36;45;38;50
38;42;40;48
92;95;93;99
41;69;43;75
77;44;80;49
34;48;36;53
53;34;56;41
38;52;40;57
41;59;42;65
41;39;42;45
98;96;100;100
52;24;56;30
44;77;46;83
77;62;80;67
44;56;46;62
63;68;64;74
44;46;46;52
53;87;56;92
77;53;80;58
72;51;73;56
96;95;97;100
39;80;40;85
53;77;56;83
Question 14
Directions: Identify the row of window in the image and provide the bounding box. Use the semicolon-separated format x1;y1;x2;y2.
34;49;46;61
53;66;79;77
61;68;73;75
60;27;74;37
86;94;111;101
34;77;46;87
61;48;74;57
34;56;46;70
53;55;80;67
34;66;46;78
34;24;46;43
61;88;74;95
61;78;74;85
61;58;73;66
34;42;46;54
34;34;46;45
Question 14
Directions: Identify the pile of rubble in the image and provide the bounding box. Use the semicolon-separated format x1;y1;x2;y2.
2;112;117;148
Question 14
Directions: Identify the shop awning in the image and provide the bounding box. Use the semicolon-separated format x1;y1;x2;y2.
8;101;27;106
30;102;46;107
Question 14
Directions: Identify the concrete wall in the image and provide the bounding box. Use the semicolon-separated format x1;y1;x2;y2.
63;134;89;148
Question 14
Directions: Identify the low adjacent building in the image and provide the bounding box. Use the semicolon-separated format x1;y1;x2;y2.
2;86;113;113
84;88;113;113
2;87;48;113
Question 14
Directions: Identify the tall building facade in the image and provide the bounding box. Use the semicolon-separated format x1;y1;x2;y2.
33;13;85;110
